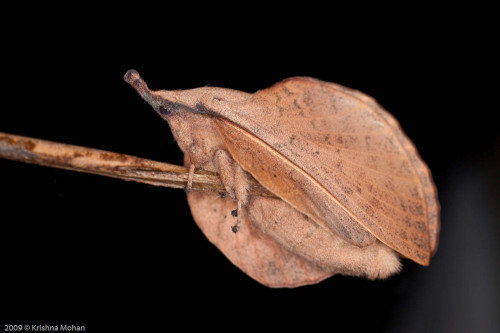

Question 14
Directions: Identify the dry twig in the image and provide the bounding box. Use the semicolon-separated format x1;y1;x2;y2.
0;132;274;197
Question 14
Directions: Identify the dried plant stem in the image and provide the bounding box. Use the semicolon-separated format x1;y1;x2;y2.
0;132;274;197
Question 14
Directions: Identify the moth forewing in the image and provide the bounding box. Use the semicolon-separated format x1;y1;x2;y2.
210;77;438;265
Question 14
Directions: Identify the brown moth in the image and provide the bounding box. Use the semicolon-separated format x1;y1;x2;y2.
124;70;440;288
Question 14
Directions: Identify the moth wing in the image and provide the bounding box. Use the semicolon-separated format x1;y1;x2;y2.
187;191;333;287
318;82;440;255
216;118;377;248
214;77;439;265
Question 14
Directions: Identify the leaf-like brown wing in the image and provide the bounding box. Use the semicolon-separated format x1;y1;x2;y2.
216;118;377;248
322;81;440;255
214;77;439;265
187;191;334;287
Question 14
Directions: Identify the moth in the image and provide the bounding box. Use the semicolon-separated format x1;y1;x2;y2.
124;70;440;288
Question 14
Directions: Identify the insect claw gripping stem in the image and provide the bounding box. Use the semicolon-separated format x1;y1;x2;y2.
185;164;195;194
231;201;242;233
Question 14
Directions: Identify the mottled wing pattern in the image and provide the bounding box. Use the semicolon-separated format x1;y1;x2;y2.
216;118;377;248
187;191;334;287
322;82;440;254
216;77;439;265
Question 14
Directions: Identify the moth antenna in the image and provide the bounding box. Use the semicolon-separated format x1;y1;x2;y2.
124;69;155;107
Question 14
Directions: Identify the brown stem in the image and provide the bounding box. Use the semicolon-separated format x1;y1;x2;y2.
0;132;275;197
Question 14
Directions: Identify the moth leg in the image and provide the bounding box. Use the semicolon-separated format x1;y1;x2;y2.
214;150;236;200
231;200;242;233
214;150;250;233
185;164;196;194
230;168;251;233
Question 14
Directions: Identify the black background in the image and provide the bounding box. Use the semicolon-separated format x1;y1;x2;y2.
1;7;499;332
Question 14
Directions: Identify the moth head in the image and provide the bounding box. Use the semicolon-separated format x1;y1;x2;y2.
124;69;247;121
124;69;191;119
124;69;228;156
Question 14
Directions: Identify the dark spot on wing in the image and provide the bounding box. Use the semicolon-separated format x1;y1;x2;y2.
409;202;424;216
293;99;302;110
415;220;427;233
343;186;353;195
195;102;211;114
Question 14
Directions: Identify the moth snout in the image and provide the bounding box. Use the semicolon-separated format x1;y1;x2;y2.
124;69;155;106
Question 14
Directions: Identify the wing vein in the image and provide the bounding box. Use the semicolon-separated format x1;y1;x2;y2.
292;129;391;136
277;106;365;121
328;162;423;203
302;139;404;160
334;170;426;219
